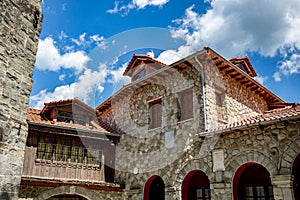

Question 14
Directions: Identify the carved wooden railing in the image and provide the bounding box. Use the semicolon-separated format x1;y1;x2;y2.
22;146;105;183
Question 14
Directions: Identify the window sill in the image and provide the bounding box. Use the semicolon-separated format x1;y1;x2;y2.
148;127;162;132
177;117;194;124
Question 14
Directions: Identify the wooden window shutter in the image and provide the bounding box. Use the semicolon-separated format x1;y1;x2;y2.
179;88;193;121
149;98;162;129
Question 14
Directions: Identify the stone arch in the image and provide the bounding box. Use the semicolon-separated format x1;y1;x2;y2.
181;170;211;200
225;150;277;180
280;135;300;173
144;175;165;200
35;186;92;200
173;159;212;189
232;162;274;200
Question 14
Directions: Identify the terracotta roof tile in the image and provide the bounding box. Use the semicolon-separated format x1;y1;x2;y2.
123;54;167;76
207;104;300;134
27;108;112;133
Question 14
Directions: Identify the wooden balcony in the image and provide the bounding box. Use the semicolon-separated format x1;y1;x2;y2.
22;146;105;183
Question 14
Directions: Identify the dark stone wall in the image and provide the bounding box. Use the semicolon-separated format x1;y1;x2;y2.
0;0;42;198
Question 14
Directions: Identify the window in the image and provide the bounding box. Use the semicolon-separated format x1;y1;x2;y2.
37;138;45;159
36;138;102;166
178;88;193;121
149;98;162;129
56;110;88;125
215;87;225;121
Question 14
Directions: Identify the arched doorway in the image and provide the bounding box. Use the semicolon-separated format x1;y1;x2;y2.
144;175;165;200
182;170;211;200
233;162;274;200
293;153;300;200
49;194;87;200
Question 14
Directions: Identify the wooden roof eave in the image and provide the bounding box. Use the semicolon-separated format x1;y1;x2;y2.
28;121;120;138
205;47;285;107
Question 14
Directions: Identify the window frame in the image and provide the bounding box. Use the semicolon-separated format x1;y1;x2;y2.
148;97;162;129
177;87;194;122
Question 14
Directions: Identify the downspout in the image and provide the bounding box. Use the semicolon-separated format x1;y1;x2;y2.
194;54;208;131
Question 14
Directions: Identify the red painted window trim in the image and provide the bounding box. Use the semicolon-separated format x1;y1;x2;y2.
232;162;257;200
144;175;159;200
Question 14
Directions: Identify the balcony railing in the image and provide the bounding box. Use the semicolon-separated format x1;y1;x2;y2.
22;146;105;183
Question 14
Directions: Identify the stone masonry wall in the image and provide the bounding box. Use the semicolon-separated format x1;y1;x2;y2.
0;0;42;199
108;62;206;186
122;119;300;200
19;185;125;200
204;60;268;130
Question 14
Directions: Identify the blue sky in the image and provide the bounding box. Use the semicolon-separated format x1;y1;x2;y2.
30;0;300;109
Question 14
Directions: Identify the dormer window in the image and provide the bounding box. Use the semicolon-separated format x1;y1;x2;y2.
132;68;146;81
123;54;167;82
56;110;88;125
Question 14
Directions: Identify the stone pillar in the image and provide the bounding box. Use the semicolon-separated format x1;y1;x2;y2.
210;182;232;200
165;186;178;200
0;0;42;199
271;175;294;200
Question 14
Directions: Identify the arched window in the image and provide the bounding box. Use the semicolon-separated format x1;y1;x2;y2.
182;170;210;200
233;162;274;200
293;153;300;200
144;175;165;200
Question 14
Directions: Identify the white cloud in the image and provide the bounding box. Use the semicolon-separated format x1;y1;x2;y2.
107;1;119;14
273;72;281;82
146;50;155;58
156;45;193;65
90;34;105;43
166;1;300;58
274;51;300;81
133;0;169;9
59;30;68;40
71;33;87;46
254;74;268;85
108;63;131;85
59;74;66;81
107;0;169;15
35;37;89;73
31;64;109;109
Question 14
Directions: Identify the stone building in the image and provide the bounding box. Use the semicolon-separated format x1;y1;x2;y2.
19;99;124;199
95;47;300;200
0;0;42;199
17;47;300;200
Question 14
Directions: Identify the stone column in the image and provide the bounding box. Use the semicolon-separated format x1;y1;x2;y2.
271;174;294;200
210;182;232;200
0;0;42;199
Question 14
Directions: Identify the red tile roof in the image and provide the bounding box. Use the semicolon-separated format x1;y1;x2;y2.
123;54;167;76
27;108;112;133
206;104;300;134
41;98;95;115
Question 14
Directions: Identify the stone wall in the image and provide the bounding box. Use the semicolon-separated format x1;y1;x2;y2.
0;0;42;199
105;63;207;186
204;60;268;130
121;119;300;200
99;56;300;199
19;185;125;200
